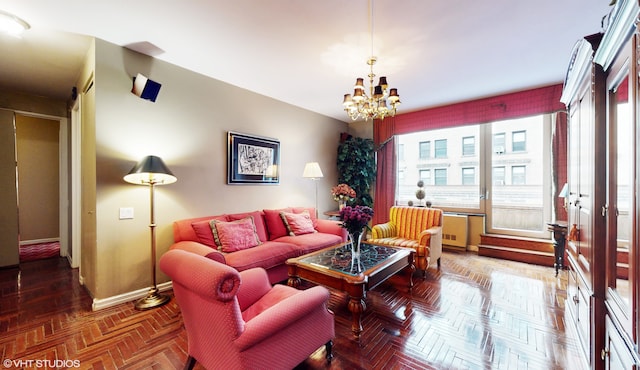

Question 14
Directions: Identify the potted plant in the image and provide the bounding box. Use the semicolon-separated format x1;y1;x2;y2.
415;180;426;206
337;135;376;208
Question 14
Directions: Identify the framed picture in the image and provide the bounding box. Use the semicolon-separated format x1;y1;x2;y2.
227;131;280;184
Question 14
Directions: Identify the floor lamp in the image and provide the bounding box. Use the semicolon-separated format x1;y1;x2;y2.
124;155;177;310
302;162;323;217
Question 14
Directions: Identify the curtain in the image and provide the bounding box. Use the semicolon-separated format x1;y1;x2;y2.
371;83;566;223
373;117;396;225
391;84;565;134
552;111;568;221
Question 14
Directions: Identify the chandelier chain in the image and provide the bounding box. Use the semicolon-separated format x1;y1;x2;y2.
342;0;400;121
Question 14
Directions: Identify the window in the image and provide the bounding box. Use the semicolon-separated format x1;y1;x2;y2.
512;130;526;152
462;136;475;156
462;167;475;185
512;165;526;185
434;168;447;185
419;141;430;159
493;166;505;185
434;139;447;158
493;133;505;154
395;126;480;208
396;114;551;238
419;169;431;184
398;144;405;161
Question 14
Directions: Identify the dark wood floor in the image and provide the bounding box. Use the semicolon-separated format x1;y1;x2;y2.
0;251;586;370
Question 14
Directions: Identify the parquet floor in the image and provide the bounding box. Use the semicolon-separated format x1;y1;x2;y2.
0;251;586;370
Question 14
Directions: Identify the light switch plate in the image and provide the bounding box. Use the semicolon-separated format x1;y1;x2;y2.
119;207;134;220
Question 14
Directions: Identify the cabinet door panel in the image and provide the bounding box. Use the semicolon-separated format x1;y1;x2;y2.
604;316;638;369
605;36;634;337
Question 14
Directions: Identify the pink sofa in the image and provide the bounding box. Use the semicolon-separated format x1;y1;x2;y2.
170;207;347;284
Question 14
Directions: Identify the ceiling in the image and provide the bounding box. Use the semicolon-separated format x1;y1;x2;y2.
0;0;612;123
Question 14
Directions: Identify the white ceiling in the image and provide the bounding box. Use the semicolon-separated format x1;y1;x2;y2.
0;0;612;122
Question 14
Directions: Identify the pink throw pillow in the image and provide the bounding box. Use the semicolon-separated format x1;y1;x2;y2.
291;206;318;228
191;216;228;247
280;210;316;236
263;208;292;240
227;211;268;242
210;217;261;252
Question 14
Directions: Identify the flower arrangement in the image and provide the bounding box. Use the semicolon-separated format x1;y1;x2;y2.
339;205;374;236
331;183;356;202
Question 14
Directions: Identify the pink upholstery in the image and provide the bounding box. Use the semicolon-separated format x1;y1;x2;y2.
171;208;348;284
160;249;335;370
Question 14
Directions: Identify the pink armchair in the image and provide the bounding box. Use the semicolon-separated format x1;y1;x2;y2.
160;249;335;370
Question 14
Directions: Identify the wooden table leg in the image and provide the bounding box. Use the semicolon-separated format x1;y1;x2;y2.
347;285;366;339
287;265;300;288
287;276;300;288
406;252;415;292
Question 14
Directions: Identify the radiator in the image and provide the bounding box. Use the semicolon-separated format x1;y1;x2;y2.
442;213;468;249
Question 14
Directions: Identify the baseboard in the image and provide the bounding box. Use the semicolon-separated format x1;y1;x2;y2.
91;281;173;311
19;237;60;246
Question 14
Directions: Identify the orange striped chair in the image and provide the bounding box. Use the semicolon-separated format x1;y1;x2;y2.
368;206;443;277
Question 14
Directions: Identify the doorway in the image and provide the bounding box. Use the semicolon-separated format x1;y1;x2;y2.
0;111;73;267
15;114;61;260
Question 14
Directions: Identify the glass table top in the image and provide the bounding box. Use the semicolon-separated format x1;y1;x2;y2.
299;243;402;276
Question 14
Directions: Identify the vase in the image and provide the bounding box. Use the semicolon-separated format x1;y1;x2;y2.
338;199;347;211
349;230;364;273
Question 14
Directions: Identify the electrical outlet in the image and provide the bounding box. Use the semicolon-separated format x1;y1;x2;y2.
119;207;134;220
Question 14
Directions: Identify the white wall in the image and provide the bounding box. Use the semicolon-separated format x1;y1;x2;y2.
91;39;347;299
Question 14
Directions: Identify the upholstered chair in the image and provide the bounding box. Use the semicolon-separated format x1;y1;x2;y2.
368;206;443;277
159;249;334;370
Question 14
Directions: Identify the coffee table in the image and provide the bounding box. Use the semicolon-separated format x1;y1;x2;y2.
286;241;414;339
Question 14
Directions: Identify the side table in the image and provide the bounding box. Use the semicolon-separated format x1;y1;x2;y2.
547;221;568;276
323;210;340;220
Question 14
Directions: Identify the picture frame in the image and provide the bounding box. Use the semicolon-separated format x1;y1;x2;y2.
227;131;280;184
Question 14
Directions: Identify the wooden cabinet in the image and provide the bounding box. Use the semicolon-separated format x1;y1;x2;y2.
595;0;640;368
604;316;637;370
563;0;640;368
561;31;607;369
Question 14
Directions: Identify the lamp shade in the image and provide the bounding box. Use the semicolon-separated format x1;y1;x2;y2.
302;162;323;179
559;183;568;198
124;155;177;185
0;10;30;36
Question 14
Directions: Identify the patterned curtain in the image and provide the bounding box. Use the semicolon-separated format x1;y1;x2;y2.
373;117;396;225
552;111;568;221
371;83;566;224
390;83;564;133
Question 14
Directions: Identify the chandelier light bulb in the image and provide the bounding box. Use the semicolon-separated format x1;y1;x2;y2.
0;10;30;37
341;0;400;121
342;56;400;121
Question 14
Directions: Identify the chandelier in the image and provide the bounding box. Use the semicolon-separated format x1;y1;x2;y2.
342;0;400;121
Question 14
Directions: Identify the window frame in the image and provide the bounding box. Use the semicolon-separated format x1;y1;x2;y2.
512;130;526;152
434;139;447;158
462;136;475;156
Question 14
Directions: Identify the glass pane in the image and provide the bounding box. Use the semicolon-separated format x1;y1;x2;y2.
463;136;475;156
512;131;526;152
613;76;631;308
434;139;447;158
396;126;480;208
491;116;545;232
493;133;505;153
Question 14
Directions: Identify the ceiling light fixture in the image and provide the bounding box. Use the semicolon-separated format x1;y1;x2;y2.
342;0;400;121
0;10;30;36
